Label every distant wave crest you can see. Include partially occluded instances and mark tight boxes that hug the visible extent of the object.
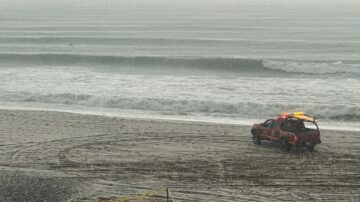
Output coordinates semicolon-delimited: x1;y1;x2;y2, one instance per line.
0;36;238;45
1;53;359;75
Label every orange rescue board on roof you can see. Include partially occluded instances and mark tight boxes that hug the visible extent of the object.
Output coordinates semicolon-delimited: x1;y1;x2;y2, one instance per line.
281;112;316;122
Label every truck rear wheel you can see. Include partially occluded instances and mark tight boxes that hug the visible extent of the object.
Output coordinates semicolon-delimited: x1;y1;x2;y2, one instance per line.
306;143;316;152
280;138;291;152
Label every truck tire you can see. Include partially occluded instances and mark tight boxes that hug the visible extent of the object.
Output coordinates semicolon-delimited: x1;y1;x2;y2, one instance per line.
251;129;261;145
306;143;316;152
280;138;291;152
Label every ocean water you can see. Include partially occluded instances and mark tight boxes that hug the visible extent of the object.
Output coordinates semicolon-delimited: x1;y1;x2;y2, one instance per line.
0;1;359;130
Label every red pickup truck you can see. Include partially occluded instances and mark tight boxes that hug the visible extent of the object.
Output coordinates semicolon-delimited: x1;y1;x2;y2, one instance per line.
251;112;321;151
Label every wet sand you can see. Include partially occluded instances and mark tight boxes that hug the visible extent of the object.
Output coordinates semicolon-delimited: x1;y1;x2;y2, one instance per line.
0;109;359;201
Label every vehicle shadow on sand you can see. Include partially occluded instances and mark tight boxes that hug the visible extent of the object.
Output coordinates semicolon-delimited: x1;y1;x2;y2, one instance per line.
254;140;322;155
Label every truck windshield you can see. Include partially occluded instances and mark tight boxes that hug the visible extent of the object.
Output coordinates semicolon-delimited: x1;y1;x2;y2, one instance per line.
304;121;319;131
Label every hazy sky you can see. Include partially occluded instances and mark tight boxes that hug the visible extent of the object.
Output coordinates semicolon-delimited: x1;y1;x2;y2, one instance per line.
1;0;359;18
1;0;360;6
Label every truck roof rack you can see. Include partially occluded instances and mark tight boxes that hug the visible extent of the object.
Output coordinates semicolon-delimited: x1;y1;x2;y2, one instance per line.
280;112;317;122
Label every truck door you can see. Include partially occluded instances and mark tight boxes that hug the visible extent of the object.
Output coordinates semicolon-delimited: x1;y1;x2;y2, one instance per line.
262;119;274;140
270;120;281;141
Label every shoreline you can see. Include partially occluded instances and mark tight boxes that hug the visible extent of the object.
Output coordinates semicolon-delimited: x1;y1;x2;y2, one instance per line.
1;107;359;132
0;107;246;127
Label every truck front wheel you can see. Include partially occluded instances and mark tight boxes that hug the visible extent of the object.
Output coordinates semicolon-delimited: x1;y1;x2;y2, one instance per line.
252;129;261;145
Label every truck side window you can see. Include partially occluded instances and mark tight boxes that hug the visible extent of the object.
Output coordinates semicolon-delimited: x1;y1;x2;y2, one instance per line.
282;119;299;133
271;121;280;128
264;120;272;128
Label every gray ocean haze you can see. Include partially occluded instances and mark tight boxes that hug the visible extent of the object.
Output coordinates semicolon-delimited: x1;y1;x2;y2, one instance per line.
0;0;359;130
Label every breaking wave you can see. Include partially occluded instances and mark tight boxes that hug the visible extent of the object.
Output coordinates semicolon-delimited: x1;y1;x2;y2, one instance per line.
0;53;273;75
263;60;360;75
0;36;242;46
1;53;359;76
4;92;360;122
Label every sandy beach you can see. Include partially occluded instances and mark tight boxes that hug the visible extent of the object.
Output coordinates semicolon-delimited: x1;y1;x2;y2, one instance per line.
0;109;359;201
